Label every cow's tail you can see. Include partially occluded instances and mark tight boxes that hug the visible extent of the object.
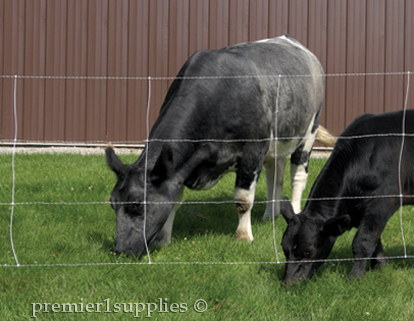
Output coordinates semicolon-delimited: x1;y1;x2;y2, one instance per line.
316;125;337;148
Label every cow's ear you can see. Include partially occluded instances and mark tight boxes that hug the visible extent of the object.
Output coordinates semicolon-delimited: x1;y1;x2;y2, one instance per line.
281;197;296;223
150;146;174;186
106;147;124;176
322;215;351;237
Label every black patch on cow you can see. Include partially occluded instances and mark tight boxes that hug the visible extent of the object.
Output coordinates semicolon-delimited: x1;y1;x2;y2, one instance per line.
291;148;310;173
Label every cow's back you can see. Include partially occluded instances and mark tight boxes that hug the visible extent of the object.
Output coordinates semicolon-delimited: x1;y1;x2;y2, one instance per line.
151;35;324;144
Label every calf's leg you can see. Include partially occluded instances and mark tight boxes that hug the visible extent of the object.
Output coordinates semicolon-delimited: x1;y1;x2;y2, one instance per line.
349;204;395;280
371;239;386;270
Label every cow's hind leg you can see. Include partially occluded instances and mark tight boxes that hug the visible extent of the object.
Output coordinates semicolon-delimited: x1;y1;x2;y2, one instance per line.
290;143;313;213
263;158;286;220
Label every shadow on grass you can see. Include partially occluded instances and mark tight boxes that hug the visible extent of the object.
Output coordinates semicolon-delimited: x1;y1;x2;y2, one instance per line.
303;244;414;282
172;201;274;240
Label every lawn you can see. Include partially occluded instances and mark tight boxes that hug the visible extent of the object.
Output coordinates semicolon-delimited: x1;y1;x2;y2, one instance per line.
1;151;414;320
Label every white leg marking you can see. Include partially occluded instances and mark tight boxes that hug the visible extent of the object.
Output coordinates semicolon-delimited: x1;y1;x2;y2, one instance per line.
290;163;308;213
153;186;184;247
234;179;257;242
290;131;317;214
263;158;286;220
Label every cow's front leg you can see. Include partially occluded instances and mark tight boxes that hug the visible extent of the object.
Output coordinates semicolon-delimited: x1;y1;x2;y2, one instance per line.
152;186;184;247
234;174;259;242
349;225;385;280
349;205;395;280
263;158;286;220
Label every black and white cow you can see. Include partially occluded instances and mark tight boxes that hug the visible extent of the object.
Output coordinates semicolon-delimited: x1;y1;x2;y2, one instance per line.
106;35;327;257
281;110;414;284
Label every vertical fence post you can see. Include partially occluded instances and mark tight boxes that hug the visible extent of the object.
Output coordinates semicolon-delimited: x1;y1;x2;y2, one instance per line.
10;75;20;267
398;71;411;258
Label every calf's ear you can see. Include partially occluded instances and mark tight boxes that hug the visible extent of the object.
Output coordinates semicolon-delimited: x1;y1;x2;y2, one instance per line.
281;197;296;223
322;215;351;237
106;147;124;176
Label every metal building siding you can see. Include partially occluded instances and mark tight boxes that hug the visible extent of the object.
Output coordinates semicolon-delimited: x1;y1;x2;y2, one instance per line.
0;0;413;144
345;0;367;127
406;1;414;111
127;0;149;142
86;0;108;143
65;0;88;143
325;0;347;136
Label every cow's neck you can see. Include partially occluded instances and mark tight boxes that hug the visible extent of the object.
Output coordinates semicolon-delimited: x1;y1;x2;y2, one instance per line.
134;140;200;186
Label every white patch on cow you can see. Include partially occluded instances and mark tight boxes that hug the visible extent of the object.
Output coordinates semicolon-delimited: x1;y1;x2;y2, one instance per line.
152;186;185;247
234;176;257;242
254;38;273;43
290;163;308;213
279;35;308;50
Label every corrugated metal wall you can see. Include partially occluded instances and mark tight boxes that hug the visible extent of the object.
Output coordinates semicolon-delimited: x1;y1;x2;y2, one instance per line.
0;0;413;144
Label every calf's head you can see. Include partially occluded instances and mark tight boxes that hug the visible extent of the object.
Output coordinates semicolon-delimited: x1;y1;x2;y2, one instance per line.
280;197;351;284
106;147;176;257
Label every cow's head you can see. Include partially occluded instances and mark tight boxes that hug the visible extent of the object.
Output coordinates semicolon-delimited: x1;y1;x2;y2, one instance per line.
105;146;176;258
280;197;351;285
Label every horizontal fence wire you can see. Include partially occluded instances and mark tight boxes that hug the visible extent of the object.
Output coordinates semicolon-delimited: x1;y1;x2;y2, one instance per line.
0;71;412;81
2;255;414;268
1;194;414;207
3;71;413;268
1;133;414;151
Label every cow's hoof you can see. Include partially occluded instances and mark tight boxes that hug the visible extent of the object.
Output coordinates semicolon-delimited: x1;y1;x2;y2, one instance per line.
347;272;364;281
371;258;387;270
151;230;171;248
262;212;279;221
235;229;254;242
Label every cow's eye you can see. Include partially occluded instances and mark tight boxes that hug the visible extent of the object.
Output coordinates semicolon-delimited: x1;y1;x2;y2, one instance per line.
304;248;315;257
128;203;143;215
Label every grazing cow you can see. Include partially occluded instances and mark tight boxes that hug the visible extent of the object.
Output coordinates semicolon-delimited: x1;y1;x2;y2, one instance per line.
281;110;414;284
106;35;328;257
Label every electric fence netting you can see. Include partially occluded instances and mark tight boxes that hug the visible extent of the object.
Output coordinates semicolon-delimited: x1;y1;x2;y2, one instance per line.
2;71;413;268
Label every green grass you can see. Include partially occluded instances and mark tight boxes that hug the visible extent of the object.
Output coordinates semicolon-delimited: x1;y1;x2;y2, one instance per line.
1;152;414;320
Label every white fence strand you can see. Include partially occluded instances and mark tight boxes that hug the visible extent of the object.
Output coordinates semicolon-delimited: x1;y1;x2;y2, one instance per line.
143;77;152;264
0;70;411;81
398;72;411;258
271;75;282;263
9;75;20;267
